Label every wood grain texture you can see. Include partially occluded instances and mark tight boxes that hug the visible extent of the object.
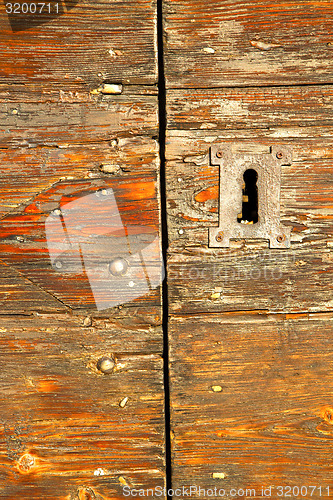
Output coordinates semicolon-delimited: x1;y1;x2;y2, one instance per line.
164;0;333;88
167;86;333;131
0;165;164;495
168;239;332;315
0;0;158;86
0;169;162;314
0;138;159;216
0;85;162;316
0;140;163;316
0;2;164;497
169;312;333;496
166;76;333;496
0;315;164;499
0;86;158;146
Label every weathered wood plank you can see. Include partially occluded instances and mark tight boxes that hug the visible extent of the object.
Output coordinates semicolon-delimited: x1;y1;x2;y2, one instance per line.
169;312;333;496
0;1;164;497
167;86;333;130
0;139;158;216
166;57;333;497
0;89;162;316
168;239;332;314
0;0;158;86
0;88;158;147
0;148;163;315
0;264;68;312
164;0;333;88
0;312;162;354
0;313;165;498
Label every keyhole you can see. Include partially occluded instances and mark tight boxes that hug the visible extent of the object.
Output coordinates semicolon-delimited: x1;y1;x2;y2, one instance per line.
237;169;258;224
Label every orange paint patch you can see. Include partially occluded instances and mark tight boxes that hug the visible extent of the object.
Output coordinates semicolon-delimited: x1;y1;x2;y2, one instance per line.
117;181;156;200
194;185;219;203
285;312;308;320
181;214;205;222
37;380;60;393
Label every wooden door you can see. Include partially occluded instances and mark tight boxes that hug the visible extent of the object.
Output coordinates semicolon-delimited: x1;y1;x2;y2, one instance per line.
1;1;333;498
164;0;333;497
0;2;165;499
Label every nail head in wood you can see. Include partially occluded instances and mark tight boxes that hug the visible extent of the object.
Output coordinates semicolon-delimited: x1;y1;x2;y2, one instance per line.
97;356;115;374
109;257;128;276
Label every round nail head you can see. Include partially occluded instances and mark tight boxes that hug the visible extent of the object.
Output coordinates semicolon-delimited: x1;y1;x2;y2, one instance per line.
97;356;115;374
109;257;128;276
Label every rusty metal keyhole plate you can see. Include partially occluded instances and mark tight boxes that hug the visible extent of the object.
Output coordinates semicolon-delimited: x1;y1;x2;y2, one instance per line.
208;145;292;249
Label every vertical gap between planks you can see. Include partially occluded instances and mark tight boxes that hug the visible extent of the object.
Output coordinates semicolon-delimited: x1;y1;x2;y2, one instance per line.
157;0;172;496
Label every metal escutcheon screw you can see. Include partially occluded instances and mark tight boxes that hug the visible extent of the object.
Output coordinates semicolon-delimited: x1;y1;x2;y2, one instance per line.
215;231;224;242
276;234;286;243
276;152;283;159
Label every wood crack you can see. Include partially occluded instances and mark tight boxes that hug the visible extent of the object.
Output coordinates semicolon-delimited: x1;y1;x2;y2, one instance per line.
0;258;72;311
166;82;333;91
170;309;333;319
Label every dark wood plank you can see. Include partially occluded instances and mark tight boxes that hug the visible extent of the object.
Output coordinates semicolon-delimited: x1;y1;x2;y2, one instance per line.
169;312;333;496
164;0;333;88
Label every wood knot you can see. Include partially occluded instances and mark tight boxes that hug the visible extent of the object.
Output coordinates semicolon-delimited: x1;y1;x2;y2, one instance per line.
321;407;333;425
77;487;96;500
18;453;36;473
